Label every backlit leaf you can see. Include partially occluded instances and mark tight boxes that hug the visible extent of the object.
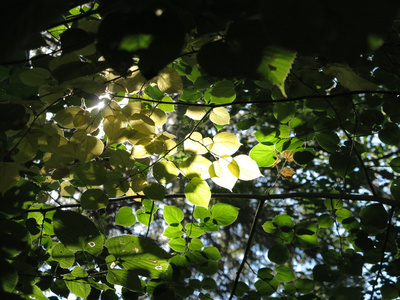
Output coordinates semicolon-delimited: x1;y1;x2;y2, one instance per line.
234;154;263;180
209;158;238;191
51;243;75;269
211;203;239;226
116;207;136;227
210;80;236;104
179;155;212;179
153;161;180;183
184;178;211;207
210;107;230;125
184;132;212;154
0;162;20;195
81;189;109;209
208;132;241;156
157;67;183;94
143;183;166;201
164;206;184;225
185;106;207;120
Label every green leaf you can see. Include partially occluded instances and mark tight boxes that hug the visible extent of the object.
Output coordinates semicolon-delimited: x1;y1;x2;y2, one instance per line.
188;238;204;251
53;210;103;255
379;123;400;146
268;243;289;264
184;178;211;207
275;266;295;283
324;198;343;210
237;117;257;130
163;206;184;225
249;143;277;167
19;67;51;86
168;237;186;252
318;214;334;228
295;279;315;294
51;243;75;268
163;224;183;239
211;203;239;226
257;46;296;97
389;157;400;173
315;131;339;152
64;266;91;299
255;278;279;296
185;223;205;238
210;80;236;104
391;179;400;200
153;161;179;183
74;161;108;186
312;264;340;282
105;235;171;277
106;269;143;292
273;102;296;123
202;246;222;261
359;203;388;234
381;284;399;300
202;278;217;290
116;207;136;227
0;260;17;292
81;189;109;209
143;183;165;201
120;34;153;52
0;162;20;195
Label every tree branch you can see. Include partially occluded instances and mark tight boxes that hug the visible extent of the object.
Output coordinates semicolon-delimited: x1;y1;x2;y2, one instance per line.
24;192;398;213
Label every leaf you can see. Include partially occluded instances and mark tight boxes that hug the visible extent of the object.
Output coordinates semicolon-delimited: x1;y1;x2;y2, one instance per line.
268;243;289;264
157;67;183;94
249;143;278;167
185;106;207;120
210;107;230;125
81;189;109;209
116;207;136;227
74;161;108;186
168;237;186;252
208;132;241;156
315;131;339;152
106;269;143;292
275;266;295;282
359;204;388;234
280;167;295;179
202;246;222;260
257;46;296;97
0;260;17;292
53;210;103;255
210;80;236;104
209;157;238;191
211;203;239;226
64;267;91;299
153;161;180;183
184;132;212;154
19;67;51;86
164;206;184;225
51;243;75;269
273;102;296;123
143;183;165;201
70;131;104;162
323;63;378;91
179;155;212;180
105;235;171;277
0;162;20;195
184;178;211;207
233;154;263;180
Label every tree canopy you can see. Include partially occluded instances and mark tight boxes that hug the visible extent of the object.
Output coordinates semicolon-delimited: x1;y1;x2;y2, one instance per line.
2;0;400;299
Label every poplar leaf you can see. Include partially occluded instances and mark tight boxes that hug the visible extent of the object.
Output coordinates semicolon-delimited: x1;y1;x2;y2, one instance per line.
157;67;183;94
210;107;230;125
184;178;211;207
0;162;20;195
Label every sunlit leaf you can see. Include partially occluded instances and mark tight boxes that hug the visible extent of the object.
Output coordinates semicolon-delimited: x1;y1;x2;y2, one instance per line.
208;132;241;156
184;132;212;154
209;158;238;191
233;154;263;180
185;106;207;120
157;67;183;94
210;80;236;104
0;162;20;195
153;160;180;183
211;203;239;226
71;130;104;162
210;107;230;125
164;206;184;225
81;188;109;209
179;155;212;180
116;207;136;227
51;243;75;269
184;178;211;207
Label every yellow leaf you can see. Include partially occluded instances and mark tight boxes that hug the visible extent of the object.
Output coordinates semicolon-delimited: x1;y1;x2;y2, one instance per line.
71;131;104;162
121;102;144;117
128;114;155;135
11;134;38;163
209;158;238;191
208;132;241;156
157;67;183;94
47;135;76;158
131;174;148;192
184;132;212;154
233;155;263;180
0;162;20;195
280;167;296;179
54;106;83;128
142;108;167;126
39;84;65;105
179;155;211;180
153;161;180;183
124;68;148;93
185;106;207;120
103;114;127;139
73;110;90;128
126;129;153;145
101;100;121;118
210;107;230;125
130;144;152;158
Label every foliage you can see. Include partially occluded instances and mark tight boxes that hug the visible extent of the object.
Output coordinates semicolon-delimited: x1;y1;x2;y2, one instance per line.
1;1;400;299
